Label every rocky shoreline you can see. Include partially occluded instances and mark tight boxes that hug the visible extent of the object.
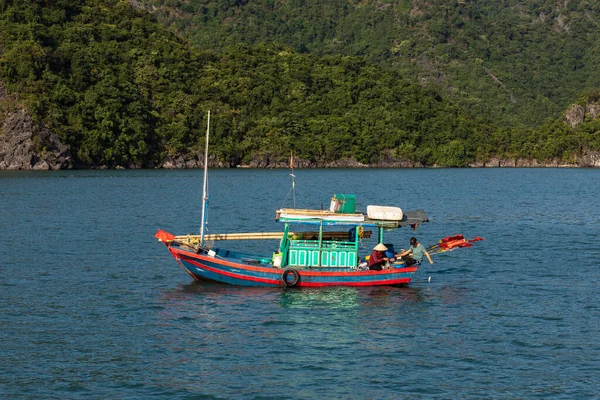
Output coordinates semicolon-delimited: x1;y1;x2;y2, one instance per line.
41;152;599;170
0;84;70;170
157;152;600;169
3;152;599;171
2;129;600;170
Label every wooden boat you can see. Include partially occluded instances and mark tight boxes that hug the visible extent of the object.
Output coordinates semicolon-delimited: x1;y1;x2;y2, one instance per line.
156;112;430;287
156;203;430;287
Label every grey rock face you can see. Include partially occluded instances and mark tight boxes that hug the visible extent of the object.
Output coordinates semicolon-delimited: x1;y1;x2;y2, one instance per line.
0;107;71;171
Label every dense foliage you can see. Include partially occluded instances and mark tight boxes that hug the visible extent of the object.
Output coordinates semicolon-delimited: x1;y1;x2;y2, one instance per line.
144;0;600;129
0;0;599;168
0;0;211;166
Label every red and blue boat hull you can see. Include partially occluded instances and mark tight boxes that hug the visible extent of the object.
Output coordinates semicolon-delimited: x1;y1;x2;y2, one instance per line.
168;246;418;287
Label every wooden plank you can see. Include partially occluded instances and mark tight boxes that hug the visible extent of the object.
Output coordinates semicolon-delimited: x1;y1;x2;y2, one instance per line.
174;230;371;242
296;231;372;239
175;232;284;241
277;208;364;217
279;208;336;215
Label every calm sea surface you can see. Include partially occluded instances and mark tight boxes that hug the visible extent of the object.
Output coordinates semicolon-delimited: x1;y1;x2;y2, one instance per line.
1;168;599;399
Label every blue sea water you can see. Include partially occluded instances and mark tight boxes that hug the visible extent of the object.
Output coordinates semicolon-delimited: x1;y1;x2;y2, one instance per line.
1;168;599;399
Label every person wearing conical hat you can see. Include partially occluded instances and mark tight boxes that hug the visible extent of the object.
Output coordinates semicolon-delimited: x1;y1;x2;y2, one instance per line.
368;243;394;271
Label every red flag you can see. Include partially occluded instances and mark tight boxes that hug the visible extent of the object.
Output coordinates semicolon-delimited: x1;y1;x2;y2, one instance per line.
155;229;175;242
438;234;467;250
427;234;484;254
440;234;465;243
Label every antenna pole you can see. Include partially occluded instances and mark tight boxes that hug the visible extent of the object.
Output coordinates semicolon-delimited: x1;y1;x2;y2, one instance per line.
290;150;296;208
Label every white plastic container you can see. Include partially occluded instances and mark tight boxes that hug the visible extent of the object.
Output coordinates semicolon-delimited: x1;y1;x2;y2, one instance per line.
367;205;403;221
329;198;340;212
273;253;283;268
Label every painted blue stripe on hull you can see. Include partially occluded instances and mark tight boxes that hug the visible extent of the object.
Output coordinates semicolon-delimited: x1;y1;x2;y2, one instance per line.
296;272;415;286
177;257;281;287
171;248;416;287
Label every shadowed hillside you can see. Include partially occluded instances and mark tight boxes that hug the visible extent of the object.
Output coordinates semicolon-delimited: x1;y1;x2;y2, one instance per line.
142;0;600;129
1;0;599;169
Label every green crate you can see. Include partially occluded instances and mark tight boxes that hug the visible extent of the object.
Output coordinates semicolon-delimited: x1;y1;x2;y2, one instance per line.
334;194;356;214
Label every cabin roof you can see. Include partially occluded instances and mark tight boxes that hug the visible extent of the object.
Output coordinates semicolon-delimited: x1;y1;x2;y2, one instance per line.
275;208;428;228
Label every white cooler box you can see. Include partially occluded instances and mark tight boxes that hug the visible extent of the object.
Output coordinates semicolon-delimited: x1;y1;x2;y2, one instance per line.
366;205;403;221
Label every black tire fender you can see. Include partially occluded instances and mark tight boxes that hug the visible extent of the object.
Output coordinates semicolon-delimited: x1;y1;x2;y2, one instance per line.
281;268;300;287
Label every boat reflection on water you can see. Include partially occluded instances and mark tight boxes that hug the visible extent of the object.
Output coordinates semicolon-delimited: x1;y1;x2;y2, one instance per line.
280;287;361;309
159;281;433;313
279;285;431;309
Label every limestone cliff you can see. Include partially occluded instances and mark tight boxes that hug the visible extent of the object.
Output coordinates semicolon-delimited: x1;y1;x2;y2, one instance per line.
0;84;71;170
565;99;600;128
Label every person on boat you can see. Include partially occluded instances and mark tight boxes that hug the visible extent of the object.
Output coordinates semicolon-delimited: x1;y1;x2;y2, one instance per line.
397;237;433;266
368;243;394;271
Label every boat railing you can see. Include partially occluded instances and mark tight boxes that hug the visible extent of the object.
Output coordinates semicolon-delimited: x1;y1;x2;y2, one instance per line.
289;239;356;250
287;238;358;268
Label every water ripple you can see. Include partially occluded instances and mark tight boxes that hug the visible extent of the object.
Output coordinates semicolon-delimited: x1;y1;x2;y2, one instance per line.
1;169;599;398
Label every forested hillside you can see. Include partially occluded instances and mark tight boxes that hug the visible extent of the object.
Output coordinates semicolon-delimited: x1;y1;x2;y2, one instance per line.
1;0;599;169
142;0;600;129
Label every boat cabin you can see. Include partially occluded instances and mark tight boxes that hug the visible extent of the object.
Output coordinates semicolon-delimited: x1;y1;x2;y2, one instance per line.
274;195;428;269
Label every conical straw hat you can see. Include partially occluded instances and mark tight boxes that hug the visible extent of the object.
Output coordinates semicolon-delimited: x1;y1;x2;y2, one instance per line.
374;243;388;251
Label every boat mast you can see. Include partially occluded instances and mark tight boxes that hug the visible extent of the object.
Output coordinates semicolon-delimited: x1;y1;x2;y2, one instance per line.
200;110;210;248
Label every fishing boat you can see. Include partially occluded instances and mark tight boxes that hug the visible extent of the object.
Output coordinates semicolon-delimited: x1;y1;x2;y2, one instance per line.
156;112;482;287
156;201;430;287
